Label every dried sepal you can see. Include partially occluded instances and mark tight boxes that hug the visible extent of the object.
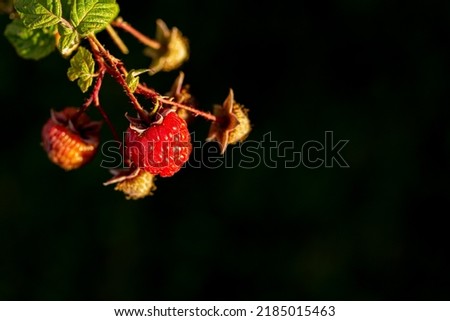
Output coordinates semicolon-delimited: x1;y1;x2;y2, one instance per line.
104;168;157;200
207;89;251;154
168;72;193;104
144;19;189;74
166;72;195;122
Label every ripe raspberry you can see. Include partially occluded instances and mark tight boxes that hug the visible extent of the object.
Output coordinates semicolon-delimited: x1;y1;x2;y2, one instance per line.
126;109;191;177
41;107;101;171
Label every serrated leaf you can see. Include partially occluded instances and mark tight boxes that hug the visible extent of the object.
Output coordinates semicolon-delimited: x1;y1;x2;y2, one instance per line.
4;19;56;60
57;24;80;57
15;0;62;30
67;46;95;93
126;69;150;93
70;0;119;36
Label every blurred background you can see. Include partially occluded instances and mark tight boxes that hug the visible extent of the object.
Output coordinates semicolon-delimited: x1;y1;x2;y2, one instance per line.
1;0;450;300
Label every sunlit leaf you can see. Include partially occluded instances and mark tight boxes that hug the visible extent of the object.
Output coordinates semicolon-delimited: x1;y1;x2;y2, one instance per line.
57;24;80;57
70;0;119;36
4;19;56;60
67;46;96;92
15;0;62;29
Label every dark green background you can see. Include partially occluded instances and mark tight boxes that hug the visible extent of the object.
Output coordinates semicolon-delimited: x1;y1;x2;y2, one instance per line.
1;0;449;300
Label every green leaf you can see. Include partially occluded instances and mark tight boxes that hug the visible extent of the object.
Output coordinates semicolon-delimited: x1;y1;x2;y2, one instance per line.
70;0;119;36
4;19;56;60
126;69;150;93
67;46;96;93
15;0;62;30
57;24;80;57
61;0;73;20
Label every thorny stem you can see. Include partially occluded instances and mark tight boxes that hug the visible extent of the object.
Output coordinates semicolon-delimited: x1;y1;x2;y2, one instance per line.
135;84;217;122
84;33;217;125
134;83;157;98
88;35;149;122
112;18;161;50
73;67;120;142
117;66;217;122
160;97;217;122
79;41;120;141
76;67;104;116
93;70;120;142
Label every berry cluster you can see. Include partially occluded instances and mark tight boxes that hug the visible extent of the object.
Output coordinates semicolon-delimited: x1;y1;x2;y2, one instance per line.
4;0;251;200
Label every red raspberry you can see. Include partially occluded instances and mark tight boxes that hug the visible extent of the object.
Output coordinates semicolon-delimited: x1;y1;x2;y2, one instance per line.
126;109;191;177
41;107;101;171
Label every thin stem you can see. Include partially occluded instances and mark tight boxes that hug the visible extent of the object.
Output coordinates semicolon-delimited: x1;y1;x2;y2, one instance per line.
135;84;217;122
74;66;105;119
91;68;105;107
96;105;120;142
73;66;120;141
112;18;161;50
159;97;217;122
135;83;158;98
106;24;129;55
93;69;120;142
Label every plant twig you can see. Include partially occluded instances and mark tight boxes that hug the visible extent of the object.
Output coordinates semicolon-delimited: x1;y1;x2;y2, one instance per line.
76;66;105;117
87;34;216;123
135;84;217;122
112;18;161;50
88;35;149;122
93;69;120;142
106;24;129;54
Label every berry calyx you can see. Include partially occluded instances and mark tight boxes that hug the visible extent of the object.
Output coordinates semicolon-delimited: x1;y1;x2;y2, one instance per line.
144;19;189;74
207;89;251;154
41;107;101;171
125;109;192;177
104;168;157;200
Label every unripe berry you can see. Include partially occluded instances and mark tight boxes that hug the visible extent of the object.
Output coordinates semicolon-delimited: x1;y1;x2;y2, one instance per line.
115;170;157;200
41;107;101;171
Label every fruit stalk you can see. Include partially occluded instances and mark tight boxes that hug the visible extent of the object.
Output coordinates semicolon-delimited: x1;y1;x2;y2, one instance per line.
135;84;217;122
112;18;161;50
